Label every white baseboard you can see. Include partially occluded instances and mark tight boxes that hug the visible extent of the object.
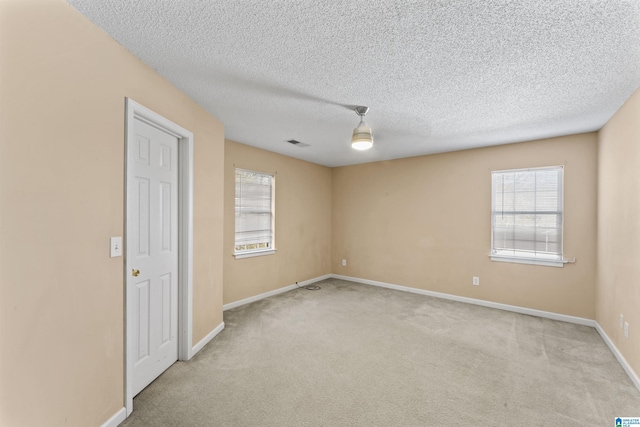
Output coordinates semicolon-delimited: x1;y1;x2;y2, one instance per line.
100;407;126;427
595;322;640;393
191;321;225;356
331;274;596;327
223;274;332;311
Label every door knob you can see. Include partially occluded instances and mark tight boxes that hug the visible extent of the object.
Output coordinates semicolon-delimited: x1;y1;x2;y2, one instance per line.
132;269;140;277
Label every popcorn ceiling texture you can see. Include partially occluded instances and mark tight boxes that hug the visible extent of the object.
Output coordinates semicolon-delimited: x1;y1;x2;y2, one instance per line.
67;0;640;167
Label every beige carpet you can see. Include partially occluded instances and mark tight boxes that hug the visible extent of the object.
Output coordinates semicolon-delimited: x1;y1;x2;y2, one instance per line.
121;278;640;426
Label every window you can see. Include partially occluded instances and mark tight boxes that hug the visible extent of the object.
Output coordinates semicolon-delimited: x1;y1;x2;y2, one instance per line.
234;168;275;259
491;166;564;267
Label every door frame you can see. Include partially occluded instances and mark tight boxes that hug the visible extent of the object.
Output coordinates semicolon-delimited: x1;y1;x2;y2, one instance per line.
124;98;195;416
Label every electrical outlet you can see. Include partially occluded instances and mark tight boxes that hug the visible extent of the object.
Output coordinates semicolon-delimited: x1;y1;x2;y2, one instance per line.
620;314;624;328
342;259;347;266
472;276;480;286
624;322;629;338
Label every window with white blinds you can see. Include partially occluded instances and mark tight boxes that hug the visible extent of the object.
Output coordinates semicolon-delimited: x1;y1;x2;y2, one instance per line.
491;166;563;265
234;169;275;257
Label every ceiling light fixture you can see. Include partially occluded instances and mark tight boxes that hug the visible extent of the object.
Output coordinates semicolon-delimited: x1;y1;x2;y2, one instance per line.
351;106;373;150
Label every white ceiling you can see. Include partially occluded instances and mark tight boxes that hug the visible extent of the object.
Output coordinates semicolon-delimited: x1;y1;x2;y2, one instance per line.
67;0;640;167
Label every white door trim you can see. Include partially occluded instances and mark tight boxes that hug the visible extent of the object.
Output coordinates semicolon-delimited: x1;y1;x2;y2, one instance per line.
124;98;194;416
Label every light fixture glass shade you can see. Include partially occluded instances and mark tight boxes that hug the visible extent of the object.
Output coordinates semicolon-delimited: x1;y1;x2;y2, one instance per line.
351;119;373;150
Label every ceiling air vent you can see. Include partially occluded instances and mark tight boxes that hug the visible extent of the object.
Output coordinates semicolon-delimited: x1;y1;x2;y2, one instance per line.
287;139;310;148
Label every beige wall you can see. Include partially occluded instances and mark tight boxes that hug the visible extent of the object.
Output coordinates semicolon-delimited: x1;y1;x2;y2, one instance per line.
598;87;640;376
224;140;332;305
0;1;224;426
333;134;598;318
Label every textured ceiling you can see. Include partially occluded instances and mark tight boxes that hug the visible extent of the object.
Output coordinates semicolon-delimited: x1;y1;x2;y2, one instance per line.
67;0;640;167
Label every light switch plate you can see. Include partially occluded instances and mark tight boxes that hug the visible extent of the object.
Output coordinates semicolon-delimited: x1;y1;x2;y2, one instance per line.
110;237;122;258
624;322;629;338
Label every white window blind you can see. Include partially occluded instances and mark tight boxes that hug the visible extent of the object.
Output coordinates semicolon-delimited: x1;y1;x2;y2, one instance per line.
491;166;563;263
235;169;274;254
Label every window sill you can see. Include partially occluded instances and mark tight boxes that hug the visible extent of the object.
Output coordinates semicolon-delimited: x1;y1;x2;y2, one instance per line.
234;249;276;259
490;255;565;268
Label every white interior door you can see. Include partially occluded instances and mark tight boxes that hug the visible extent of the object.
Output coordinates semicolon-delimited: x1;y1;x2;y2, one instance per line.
127;118;179;397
